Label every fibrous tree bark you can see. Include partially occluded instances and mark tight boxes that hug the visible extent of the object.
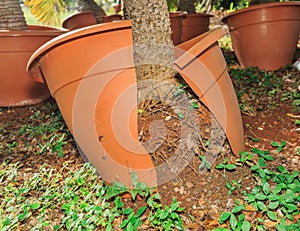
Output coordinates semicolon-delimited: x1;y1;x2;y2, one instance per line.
78;0;106;23
0;0;27;30
122;0;226;182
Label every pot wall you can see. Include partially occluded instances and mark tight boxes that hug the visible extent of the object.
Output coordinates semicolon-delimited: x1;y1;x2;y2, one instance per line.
182;13;212;42
175;28;245;156
62;12;123;30
103;14;123;22
222;2;300;70
62;11;97;30
169;12;185;45
27;21;157;188
0;27;65;106
27;22;245;187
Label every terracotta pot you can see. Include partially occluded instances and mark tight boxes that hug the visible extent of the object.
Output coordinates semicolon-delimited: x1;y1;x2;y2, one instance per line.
27;21;157;187
175;27;244;156
182;13;213;42
103;14;123;23
0;26;66;107
62;11;97;30
27;21;244;187
222;2;300;70
62;11;122;30
169;12;186;45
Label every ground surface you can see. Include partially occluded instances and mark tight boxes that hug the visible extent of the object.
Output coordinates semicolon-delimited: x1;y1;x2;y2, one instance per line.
0;45;299;230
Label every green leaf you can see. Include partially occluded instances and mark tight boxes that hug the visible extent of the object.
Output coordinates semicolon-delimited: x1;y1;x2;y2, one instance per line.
276;224;287;231
105;223;113;231
238;213;245;222
278;166;287;173
267;211;277;221
258;169;266;178
255;193;267;200
127;221;133;231
137;206;146;216
171;201;179;212
215;163;225;169
267;194;279;201
226;182;231;190
264;155;274;161
191;101;199;109
230;214;237;229
271;141;279;147
250;165;259;171
160;210;169;220
268;201;279;210
293;99;300;106
263;182;270;195
225;164;236;171
232;205;244;213
131;189;138;200
241;220;251;231
258;158;266;167
219;212;231;223
177;112;184;119
286;203;298;213
133;219;142;230
252;137;260;142
257;201;267;211
124;207;133;215
30;202;41;210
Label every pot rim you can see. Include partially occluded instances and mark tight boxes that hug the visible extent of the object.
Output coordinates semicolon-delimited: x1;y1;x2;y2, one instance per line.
169;11;213;18
0;25;67;37
184;12;214;18
26;20;132;72
63;11;95;21
222;1;300;23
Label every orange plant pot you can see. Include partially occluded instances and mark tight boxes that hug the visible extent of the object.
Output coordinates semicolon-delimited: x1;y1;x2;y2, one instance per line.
28;21;157;188
222;2;300;70
27;21;244;188
62;11;97;30
169;12;185;45
0;26;66;107
103;14;123;23
181;13;212;42
175;28;244;156
62;11;122;30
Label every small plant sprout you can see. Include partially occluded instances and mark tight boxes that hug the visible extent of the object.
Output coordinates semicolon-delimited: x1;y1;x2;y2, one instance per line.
271;140;286;153
198;155;211;171
215;158;236;171
226;179;242;196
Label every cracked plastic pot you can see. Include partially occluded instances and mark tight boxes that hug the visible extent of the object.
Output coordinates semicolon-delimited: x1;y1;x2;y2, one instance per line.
27;21;244;188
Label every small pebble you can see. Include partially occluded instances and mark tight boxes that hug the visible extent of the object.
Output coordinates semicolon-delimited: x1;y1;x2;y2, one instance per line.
165;115;171;121
186;181;193;188
258;127;263;131
291;157;298;164
179;186;184;194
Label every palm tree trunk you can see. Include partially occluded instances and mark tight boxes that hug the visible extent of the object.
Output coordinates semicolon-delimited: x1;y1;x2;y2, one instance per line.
0;0;27;30
123;0;226;176
78;0;106;23
123;0;176;83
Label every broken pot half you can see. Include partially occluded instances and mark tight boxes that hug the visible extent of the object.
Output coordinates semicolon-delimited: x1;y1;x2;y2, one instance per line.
27;20;244;188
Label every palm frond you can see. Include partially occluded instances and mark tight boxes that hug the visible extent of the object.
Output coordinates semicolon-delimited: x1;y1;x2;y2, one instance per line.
25;0;65;26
